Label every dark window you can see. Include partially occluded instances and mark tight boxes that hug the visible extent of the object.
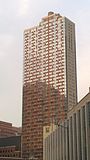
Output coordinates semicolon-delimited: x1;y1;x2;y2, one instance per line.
87;102;90;127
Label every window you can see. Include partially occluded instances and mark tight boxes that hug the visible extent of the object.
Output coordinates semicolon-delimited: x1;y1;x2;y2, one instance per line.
46;127;50;133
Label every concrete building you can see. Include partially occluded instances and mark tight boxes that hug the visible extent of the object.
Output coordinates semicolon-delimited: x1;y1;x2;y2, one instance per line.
68;89;90;160
43;90;90;160
22;12;77;160
43;122;68;160
0;121;21;138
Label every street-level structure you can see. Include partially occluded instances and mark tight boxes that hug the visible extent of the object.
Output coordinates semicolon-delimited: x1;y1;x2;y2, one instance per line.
43;90;90;160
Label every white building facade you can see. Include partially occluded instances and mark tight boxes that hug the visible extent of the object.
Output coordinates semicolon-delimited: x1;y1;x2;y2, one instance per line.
43;92;90;160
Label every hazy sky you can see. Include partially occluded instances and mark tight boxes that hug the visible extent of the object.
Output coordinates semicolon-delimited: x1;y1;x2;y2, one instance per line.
0;0;90;126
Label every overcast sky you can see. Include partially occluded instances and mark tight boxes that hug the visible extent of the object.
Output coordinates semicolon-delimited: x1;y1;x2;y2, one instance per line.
0;0;90;126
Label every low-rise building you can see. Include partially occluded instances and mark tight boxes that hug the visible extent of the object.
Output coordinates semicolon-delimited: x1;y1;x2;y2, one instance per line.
43;90;90;160
0;136;21;158
0;158;23;160
0;121;21;138
67;90;90;160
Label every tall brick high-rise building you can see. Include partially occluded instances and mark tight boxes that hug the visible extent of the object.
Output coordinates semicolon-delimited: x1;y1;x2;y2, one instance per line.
22;12;77;160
